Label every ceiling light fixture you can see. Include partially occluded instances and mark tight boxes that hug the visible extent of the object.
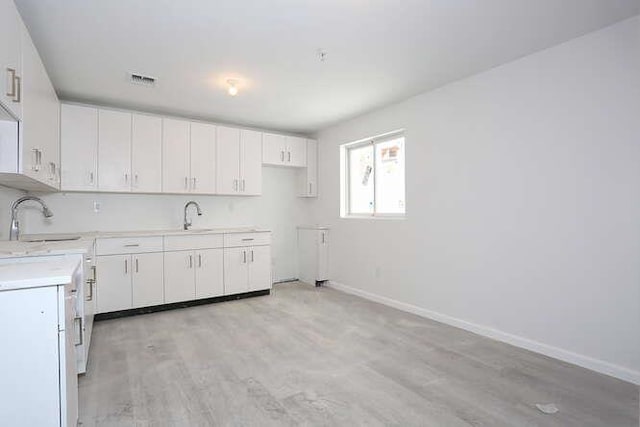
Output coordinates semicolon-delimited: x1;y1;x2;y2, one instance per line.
227;79;239;96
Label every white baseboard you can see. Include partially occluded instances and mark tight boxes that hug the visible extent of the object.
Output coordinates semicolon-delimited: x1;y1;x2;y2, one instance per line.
326;280;640;385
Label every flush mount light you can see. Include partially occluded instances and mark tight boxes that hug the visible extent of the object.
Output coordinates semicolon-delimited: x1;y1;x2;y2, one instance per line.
227;79;239;96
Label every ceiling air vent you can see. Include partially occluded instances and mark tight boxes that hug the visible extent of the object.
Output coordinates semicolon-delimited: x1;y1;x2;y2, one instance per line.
129;72;157;87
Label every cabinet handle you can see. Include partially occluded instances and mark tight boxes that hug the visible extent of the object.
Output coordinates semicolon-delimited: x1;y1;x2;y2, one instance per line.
124;258;128;274
189;254;193;268
233;179;238;191
125;173;129;183
134;174;139;186
12;75;20;103
251;250;254;263
31;149;39;171
74;317;83;346
198;254;202;268
192;177;197;190
242;179;245;192
89;171;94;185
135;258;139;273
6;68;16;97
243;250;246;264
124;244;140;247
184;177;188;190
85;280;94;301
241;238;254;241
322;232;326;244
288;151;291;162
309;183;312;194
13;75;20;103
280;150;284;162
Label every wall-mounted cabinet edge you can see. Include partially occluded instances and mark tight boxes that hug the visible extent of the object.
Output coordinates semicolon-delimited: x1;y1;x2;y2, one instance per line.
59;103;316;197
0;0;60;192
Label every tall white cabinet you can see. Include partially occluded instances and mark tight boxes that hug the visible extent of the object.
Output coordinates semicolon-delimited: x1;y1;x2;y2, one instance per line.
298;139;318;197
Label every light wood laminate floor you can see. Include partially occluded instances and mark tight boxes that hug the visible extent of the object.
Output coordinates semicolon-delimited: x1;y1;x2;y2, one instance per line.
80;282;638;426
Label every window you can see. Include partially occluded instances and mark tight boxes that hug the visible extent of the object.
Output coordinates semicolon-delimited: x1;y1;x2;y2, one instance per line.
341;131;405;218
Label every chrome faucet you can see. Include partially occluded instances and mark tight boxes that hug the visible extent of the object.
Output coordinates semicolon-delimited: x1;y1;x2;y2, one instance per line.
10;195;53;241
183;201;202;230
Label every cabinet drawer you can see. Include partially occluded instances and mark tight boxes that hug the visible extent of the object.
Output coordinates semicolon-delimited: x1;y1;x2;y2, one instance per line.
96;236;163;255
164;234;224;251
224;232;271;248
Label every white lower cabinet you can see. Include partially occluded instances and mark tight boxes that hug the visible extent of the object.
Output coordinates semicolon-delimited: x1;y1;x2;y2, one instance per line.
163;250;196;303
96;252;163;313
96;254;131;313
165;248;224;303
131;253;164;308
96;232;270;313
224;244;272;294
195;248;224;299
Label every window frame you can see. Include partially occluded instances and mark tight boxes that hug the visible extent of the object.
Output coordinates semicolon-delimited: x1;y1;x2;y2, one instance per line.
341;130;406;219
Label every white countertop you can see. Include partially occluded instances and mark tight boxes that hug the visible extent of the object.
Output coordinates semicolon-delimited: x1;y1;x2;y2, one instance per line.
0;239;94;259
0;226;270;259
0;258;80;292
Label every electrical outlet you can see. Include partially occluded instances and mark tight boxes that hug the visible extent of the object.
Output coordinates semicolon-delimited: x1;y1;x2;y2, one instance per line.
93;201;101;213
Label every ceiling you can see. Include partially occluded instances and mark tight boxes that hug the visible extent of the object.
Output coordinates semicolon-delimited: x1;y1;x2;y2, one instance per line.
15;0;640;134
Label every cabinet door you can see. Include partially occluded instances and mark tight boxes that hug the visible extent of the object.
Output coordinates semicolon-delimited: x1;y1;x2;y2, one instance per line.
132;253;164;308
248;245;272;291
60;104;98;191
164;250;196;303
98;109;132;191
131;114;162;193
162;118;190;193
190;122;216;194
20;25;58;186
262;133;286;165
96;255;132;313
286;136;307;167
0;0;22;119
299;139;317;197
224;247;248;295
240;129;262;195
195;248;224;299
216;126;240;195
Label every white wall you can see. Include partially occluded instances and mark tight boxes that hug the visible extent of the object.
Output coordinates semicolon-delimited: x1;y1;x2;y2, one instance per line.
313;17;640;383
14;167;312;282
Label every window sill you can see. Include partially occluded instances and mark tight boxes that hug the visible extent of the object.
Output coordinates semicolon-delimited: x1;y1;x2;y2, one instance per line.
340;214;406;221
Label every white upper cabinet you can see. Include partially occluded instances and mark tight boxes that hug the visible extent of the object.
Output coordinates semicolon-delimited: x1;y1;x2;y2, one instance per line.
190;122;216;194
98;109;132;192
131;114;162;193
216;126;241;195
240;129;262;195
262;133;307;167
0;3;61;192
299;139;318;197
61;104;98;191
0;0;23;119
162;118;190;193
262;133;286;165
217;126;262;195
286;136;307;167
